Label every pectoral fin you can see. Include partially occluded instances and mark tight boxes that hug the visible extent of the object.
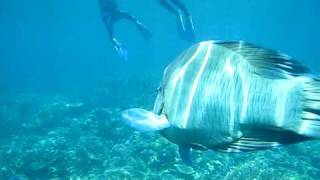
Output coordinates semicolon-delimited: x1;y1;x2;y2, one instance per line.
178;145;193;166
121;108;170;132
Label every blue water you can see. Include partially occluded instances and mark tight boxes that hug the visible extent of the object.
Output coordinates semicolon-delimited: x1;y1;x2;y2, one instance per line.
0;0;320;179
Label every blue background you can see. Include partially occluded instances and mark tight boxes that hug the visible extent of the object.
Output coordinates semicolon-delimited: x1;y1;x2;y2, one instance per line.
1;0;319;92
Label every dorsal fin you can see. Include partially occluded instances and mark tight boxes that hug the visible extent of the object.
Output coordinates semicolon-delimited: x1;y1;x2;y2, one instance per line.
215;41;310;79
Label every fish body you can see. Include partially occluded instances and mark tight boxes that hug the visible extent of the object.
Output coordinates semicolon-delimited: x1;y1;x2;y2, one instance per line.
122;41;320;163
154;41;320;152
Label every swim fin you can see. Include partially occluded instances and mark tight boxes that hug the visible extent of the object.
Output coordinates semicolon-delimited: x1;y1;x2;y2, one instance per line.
184;15;196;42
176;14;195;42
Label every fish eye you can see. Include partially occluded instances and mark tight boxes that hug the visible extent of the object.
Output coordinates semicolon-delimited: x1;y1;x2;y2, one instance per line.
156;86;162;92
154;87;160;94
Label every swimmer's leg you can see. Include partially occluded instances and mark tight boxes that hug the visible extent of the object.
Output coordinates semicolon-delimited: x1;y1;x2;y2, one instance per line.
158;0;185;34
170;0;190;16
102;17;128;60
170;0;195;42
158;0;179;16
118;11;152;40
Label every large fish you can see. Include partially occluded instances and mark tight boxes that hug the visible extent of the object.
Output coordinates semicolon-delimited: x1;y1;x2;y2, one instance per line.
122;41;320;165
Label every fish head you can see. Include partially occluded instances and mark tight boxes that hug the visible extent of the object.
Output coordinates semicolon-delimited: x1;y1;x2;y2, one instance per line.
151;45;212;146
153;41;232;148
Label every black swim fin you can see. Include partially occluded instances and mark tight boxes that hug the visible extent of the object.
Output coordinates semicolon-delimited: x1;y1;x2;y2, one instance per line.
176;14;195;42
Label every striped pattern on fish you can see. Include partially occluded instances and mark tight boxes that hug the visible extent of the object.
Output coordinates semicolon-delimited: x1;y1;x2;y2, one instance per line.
157;41;319;149
122;40;320;164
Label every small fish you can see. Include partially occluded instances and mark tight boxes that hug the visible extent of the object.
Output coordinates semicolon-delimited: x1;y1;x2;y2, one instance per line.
122;41;320;165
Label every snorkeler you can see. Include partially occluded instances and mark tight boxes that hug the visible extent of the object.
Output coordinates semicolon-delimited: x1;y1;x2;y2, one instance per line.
158;0;195;42
99;0;151;60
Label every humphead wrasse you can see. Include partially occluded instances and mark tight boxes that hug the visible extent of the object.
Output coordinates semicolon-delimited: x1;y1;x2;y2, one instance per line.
122;41;320;165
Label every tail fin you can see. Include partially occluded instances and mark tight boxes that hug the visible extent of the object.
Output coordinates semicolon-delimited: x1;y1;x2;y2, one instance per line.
299;77;320;138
